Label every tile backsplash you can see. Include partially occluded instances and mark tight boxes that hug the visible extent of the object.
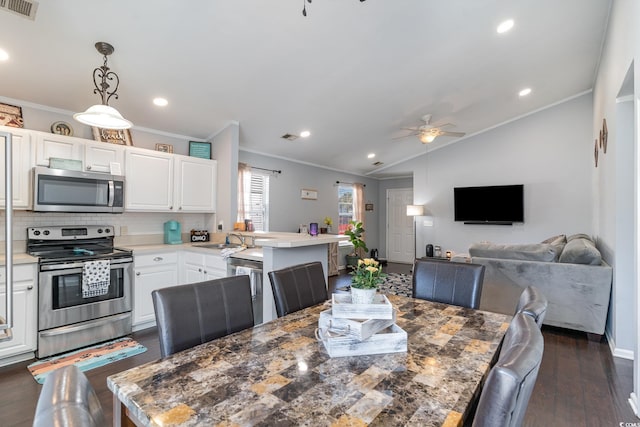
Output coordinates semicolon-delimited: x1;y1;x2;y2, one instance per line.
0;211;212;242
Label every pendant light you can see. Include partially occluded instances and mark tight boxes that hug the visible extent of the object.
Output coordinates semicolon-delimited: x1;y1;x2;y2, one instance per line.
74;42;132;130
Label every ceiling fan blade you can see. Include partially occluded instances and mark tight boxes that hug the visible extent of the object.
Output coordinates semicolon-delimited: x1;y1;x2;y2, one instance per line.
439;131;466;137
392;132;418;140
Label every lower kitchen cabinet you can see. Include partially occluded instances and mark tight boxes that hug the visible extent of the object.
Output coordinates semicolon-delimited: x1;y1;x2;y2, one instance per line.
0;263;37;363
133;251;178;329
181;250;227;284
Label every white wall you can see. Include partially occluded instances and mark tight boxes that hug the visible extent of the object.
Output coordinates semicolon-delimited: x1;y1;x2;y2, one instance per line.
211;122;239;232
397;93;593;257
591;0;640;411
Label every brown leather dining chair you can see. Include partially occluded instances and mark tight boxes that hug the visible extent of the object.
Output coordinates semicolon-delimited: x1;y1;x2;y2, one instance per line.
515;285;548;328
33;365;105;427
412;258;485;309
268;261;328;317
152;275;255;357
472;313;545;427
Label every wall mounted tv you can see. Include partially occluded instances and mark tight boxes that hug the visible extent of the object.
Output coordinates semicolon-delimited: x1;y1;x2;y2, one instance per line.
454;184;524;225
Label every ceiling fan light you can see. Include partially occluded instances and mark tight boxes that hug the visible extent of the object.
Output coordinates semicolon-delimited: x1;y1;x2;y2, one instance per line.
73;104;133;129
420;133;436;144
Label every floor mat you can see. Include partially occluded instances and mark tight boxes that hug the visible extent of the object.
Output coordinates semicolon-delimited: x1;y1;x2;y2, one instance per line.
27;337;147;384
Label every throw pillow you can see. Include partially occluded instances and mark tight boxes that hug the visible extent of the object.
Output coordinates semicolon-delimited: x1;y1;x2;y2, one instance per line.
541;234;566;260
469;243;558;262
558;238;602;265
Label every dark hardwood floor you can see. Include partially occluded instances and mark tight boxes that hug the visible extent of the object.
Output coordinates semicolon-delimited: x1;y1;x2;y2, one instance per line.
1;262;637;426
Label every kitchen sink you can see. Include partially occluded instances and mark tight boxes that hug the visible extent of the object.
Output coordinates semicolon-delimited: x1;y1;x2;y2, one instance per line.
196;243;243;249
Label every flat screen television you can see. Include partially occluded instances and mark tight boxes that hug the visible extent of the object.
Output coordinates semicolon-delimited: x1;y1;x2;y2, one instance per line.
454;184;524;224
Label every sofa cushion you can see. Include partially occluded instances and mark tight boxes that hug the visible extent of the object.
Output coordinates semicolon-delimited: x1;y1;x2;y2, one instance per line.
469;243;558;262
558;238;602;265
567;233;592;242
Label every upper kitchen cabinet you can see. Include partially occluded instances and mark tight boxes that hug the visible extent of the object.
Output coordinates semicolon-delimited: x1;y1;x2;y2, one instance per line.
0;127;34;209
125;147;174;211
34;132;84;166
84;140;125;173
175;155;217;212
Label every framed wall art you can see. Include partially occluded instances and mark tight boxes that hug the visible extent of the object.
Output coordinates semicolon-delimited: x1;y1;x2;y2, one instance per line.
0;102;24;128
301;189;318;200
92;127;133;146
189;141;211;159
155;143;173;153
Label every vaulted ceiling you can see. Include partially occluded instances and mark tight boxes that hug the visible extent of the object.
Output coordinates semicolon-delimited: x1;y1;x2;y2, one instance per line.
0;0;611;178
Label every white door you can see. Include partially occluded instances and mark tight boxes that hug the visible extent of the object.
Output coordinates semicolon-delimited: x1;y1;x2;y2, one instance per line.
386;188;414;263
175;156;217;212
125;148;174;211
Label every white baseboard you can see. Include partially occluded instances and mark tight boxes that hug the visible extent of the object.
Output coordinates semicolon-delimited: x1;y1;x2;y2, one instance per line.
606;329;635;360
629;393;639;417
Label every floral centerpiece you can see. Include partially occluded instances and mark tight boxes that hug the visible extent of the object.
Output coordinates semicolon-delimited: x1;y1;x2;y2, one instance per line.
350;258;386;304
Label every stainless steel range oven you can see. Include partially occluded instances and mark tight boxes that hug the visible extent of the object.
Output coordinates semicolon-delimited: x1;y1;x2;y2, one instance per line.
27;225;133;358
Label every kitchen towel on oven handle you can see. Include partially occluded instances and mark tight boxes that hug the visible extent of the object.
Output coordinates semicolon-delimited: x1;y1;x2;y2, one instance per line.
235;266;256;297
82;260;111;298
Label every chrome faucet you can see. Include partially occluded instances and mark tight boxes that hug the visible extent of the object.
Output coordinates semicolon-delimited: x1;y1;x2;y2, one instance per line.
227;233;246;245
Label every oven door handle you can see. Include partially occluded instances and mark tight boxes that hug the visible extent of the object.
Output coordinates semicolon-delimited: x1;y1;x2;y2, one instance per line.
39;312;131;337
40;257;134;271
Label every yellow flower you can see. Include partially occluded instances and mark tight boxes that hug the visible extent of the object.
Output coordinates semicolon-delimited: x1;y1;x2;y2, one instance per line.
365;266;378;273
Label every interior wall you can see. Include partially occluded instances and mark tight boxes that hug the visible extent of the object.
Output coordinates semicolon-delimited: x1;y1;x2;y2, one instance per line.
239;151;380;251
211;122;239;232
404;93;593;257
592;0;636;360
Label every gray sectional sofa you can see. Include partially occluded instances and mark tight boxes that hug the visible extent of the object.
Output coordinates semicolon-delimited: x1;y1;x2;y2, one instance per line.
454;234;612;338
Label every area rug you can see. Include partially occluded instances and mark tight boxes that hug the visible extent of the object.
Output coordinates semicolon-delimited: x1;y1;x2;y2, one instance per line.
339;272;412;298
27;337;147;384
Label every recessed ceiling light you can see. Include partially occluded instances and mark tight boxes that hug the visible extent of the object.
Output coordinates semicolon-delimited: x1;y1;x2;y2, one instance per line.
497;19;514;34
0;49;9;61
300;130;311;138
519;88;532;97
367;153;375;159
153;97;168;107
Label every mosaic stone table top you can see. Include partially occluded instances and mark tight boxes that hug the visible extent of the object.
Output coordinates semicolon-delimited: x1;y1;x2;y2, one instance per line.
108;295;511;427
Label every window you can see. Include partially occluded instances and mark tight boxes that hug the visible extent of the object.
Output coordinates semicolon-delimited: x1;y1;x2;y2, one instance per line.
240;171;270;232
338;184;354;234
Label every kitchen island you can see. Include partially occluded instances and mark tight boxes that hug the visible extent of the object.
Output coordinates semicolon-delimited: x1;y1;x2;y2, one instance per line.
248;232;348;322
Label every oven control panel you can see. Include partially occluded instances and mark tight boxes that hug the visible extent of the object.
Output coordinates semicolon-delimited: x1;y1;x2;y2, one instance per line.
28;225;114;240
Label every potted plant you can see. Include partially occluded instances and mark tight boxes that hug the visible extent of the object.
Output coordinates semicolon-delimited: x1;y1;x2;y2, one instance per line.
323;216;333;233
349;258;386;304
344;220;368;269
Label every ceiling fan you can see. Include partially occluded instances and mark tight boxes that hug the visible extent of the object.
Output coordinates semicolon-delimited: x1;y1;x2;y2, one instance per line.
397;114;466;144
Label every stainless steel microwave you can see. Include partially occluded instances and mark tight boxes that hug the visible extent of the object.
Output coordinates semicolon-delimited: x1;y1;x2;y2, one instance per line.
33;166;125;213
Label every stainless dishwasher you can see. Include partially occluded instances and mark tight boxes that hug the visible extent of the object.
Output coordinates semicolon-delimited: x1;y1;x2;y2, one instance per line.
227;257;263;325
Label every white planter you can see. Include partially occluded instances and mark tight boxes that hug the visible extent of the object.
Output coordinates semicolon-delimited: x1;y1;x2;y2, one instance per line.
350;287;377;305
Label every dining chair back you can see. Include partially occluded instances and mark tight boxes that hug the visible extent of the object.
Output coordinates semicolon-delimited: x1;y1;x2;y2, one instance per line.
152;275;254;357
33;365;105;427
412;258;485;309
268;261;328;317
515;285;548;328
472;313;544;427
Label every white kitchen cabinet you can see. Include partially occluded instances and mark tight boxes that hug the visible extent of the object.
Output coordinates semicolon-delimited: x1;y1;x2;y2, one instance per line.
0;263;37;362
175;156;217;212
125;148;174;211
0;127;34;209
181;250;227;284
133;251;179;328
84;140;125;173
34;132;84;167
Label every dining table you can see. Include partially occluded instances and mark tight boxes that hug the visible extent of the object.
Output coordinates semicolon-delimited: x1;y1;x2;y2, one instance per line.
108;294;512;427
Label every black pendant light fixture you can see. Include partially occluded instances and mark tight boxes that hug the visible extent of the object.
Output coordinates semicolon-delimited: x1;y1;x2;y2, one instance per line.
74;42;132;130
302;0;366;17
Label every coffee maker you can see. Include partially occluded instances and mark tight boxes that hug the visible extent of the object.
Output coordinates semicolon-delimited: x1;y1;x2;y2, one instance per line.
164;220;182;245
